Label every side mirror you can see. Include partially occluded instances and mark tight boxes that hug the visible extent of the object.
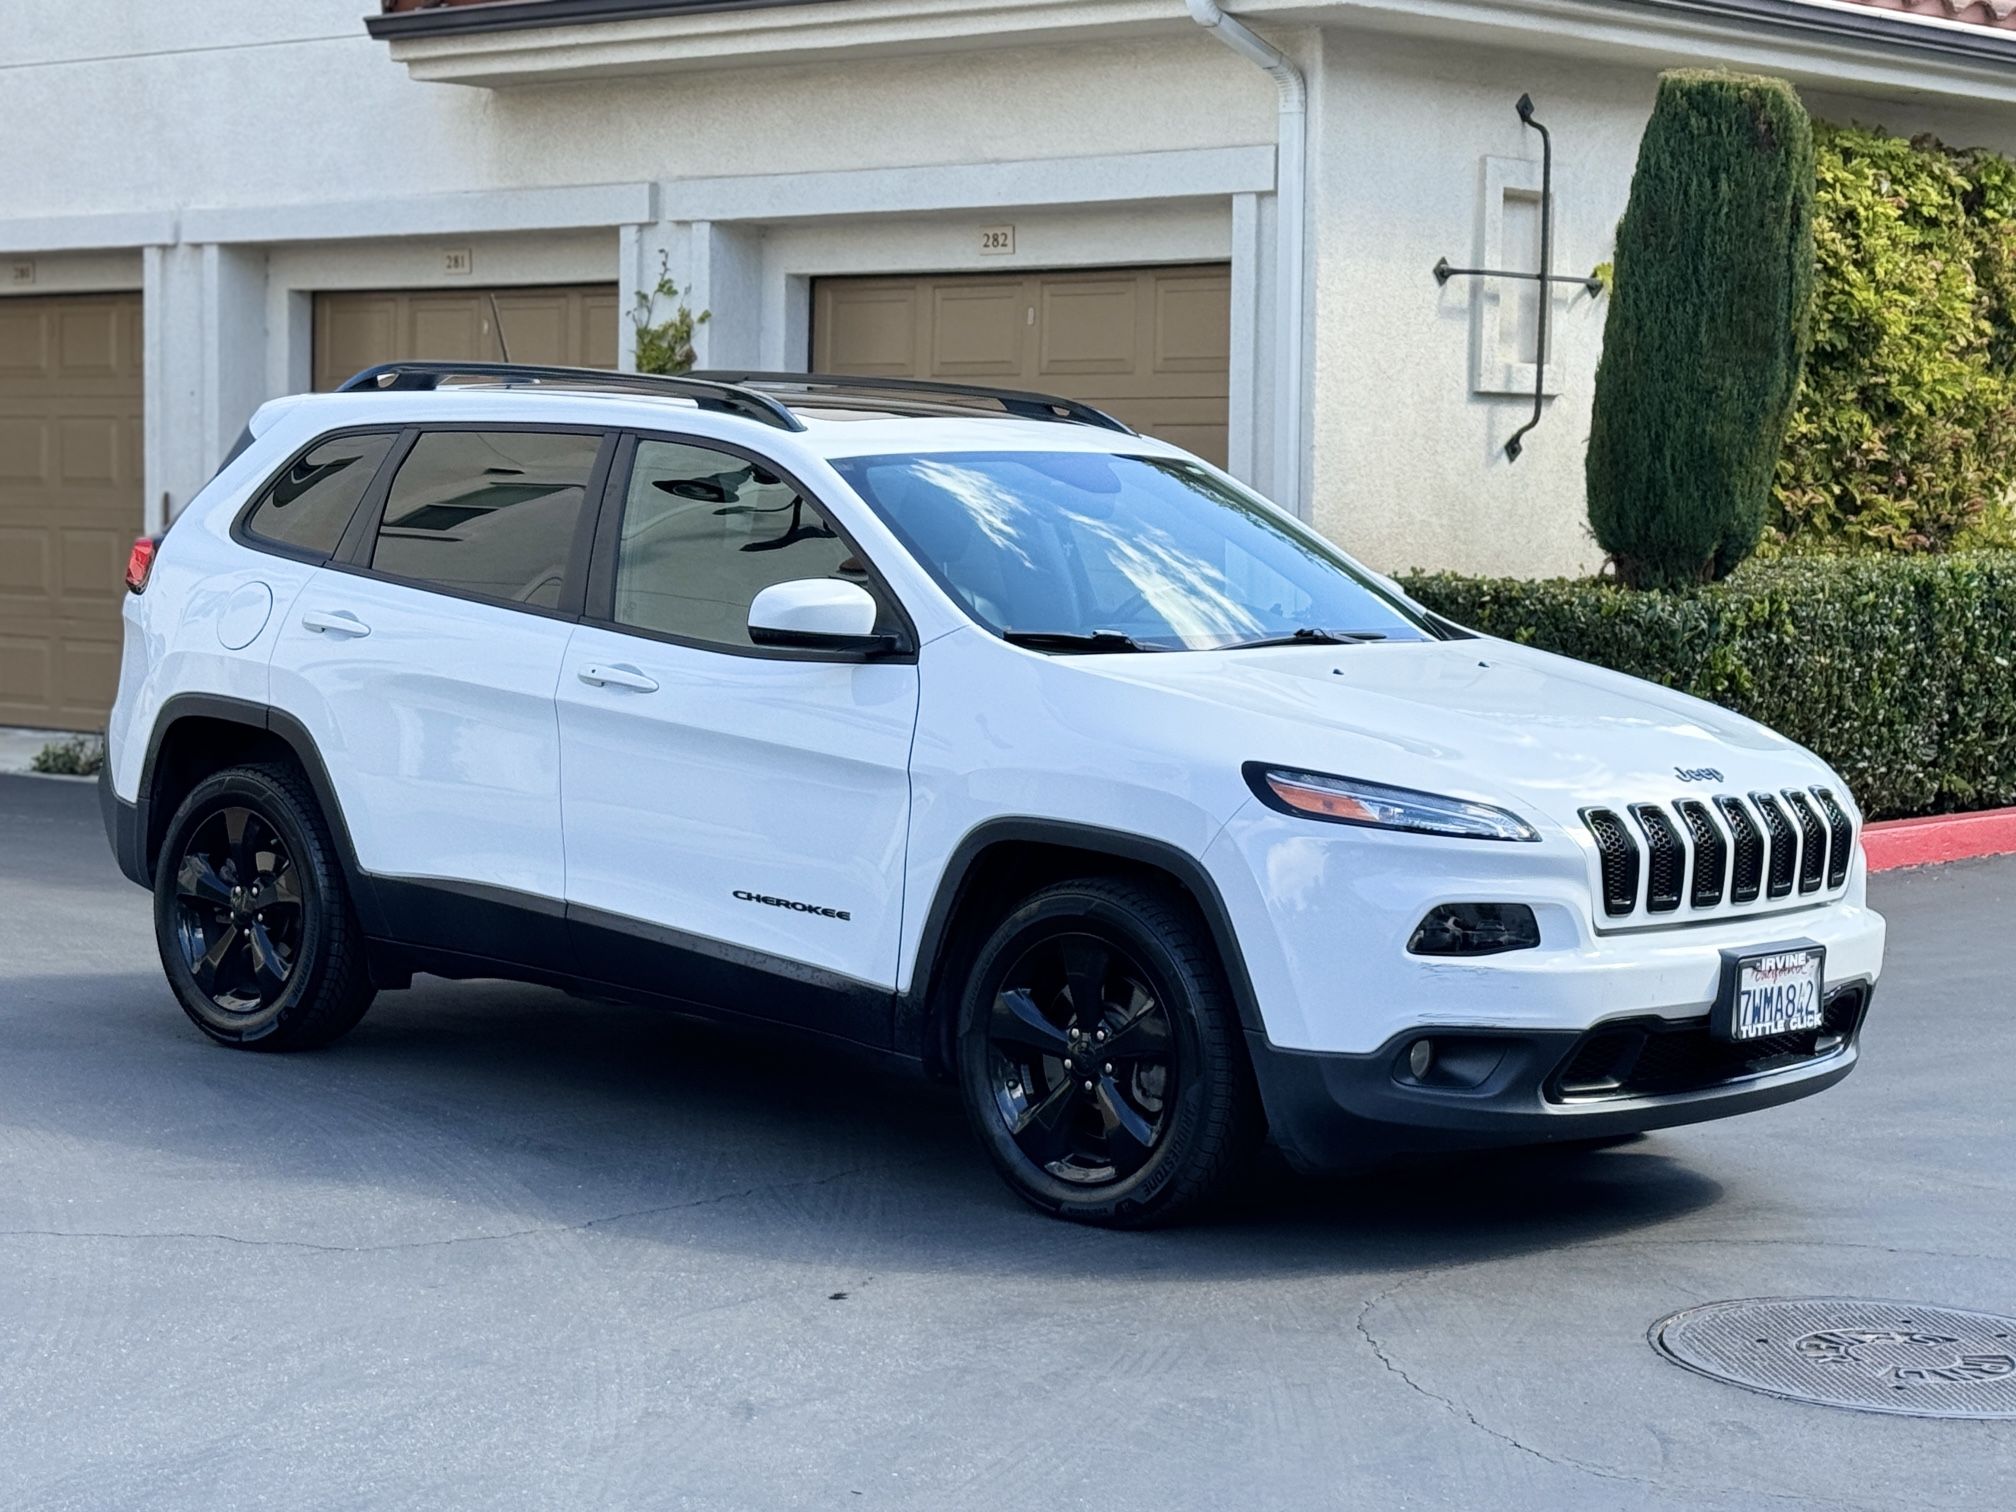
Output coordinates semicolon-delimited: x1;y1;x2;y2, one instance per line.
748;579;895;655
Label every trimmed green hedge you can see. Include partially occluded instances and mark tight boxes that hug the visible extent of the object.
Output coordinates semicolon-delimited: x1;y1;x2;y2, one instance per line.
1774;124;2016;553
1400;554;2016;820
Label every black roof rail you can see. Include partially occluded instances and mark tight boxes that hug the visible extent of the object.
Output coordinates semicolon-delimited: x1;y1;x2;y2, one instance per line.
687;371;1136;435
333;361;806;432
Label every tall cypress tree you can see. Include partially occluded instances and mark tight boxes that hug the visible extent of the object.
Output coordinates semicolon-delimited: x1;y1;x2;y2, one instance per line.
1587;71;1816;589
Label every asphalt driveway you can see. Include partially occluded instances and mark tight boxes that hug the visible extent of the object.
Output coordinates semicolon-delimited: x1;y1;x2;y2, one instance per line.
0;772;2010;1510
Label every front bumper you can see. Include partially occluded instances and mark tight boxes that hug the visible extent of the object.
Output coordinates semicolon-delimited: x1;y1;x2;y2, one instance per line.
1251;981;1871;1171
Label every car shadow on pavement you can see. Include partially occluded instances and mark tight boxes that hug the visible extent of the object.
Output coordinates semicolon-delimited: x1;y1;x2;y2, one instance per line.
5;969;1723;1282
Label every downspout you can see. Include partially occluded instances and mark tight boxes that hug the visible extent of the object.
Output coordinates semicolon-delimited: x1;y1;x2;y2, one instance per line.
1186;0;1308;519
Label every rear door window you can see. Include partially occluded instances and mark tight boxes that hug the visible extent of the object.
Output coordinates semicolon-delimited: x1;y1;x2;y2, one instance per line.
369;430;603;610
243;431;397;558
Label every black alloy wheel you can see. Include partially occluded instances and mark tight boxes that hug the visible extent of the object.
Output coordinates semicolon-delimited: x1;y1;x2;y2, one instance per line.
985;931;1176;1185
153;763;376;1050
957;877;1256;1227
170;806;304;1014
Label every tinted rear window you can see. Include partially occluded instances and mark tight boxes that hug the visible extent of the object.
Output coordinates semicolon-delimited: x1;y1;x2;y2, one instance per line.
370;430;603;609
243;432;396;557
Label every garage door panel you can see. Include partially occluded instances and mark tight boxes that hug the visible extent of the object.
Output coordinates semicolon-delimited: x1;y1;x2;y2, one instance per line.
493;293;572;366
820;286;921;375
814;264;1229;467
59;416;121;484
0;527;48;595
931;284;1026;376
1155;276;1234;375
1036;279;1139;378
316;296;399;392
0;417;45;481
408;297;487;364
0;307;48;375
54;632;121;725
0;291;142;731
57;304;121;376
0;635;55;723
60;528;125;601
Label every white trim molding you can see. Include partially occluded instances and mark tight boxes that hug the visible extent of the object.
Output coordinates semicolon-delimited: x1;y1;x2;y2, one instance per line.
662;147;1276;225
0;211;178;255
181;182;658;247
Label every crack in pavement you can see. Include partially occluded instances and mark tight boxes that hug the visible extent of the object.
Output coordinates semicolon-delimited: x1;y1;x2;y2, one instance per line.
0;1164;878;1256
1350;1278;1892;1512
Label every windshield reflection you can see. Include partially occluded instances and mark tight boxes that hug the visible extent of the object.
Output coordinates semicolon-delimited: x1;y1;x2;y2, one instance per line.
832;451;1431;652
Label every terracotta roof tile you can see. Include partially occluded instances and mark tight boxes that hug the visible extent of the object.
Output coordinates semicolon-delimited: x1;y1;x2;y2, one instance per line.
1832;0;2016;31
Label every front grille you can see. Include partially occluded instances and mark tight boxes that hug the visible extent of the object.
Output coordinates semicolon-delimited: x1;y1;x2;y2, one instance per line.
1716;795;1765;904
1675;800;1727;909
1751;793;1798;899
1811;788;1855;889
1550;984;1869;1102
1584;807;1640;917
1631;803;1685;913
1579;788;1854;924
1781;790;1828;894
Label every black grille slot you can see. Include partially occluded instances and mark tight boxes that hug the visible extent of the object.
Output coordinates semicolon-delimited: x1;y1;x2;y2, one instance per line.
1782;790;1827;893
1751;793;1797;899
1550;985;1868;1101
1583;808;1640;917
1811;787;1855;889
1630;804;1684;913
1675;800;1727;909
1716;795;1764;904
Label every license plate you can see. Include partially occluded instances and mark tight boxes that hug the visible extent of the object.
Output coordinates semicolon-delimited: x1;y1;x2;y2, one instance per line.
1715;943;1826;1042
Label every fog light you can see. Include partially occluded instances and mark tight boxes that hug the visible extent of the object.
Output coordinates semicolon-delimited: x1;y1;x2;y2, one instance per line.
1408;902;1540;957
1408;1039;1435;1080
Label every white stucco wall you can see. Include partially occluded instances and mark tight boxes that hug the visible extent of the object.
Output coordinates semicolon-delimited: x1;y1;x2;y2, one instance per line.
7;1;2016;571
1306;24;2016;577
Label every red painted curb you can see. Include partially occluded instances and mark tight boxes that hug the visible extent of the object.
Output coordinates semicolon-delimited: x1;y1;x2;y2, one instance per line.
1863;806;2016;872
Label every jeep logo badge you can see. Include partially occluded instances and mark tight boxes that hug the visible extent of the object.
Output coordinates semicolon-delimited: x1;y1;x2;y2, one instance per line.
1675;766;1724;784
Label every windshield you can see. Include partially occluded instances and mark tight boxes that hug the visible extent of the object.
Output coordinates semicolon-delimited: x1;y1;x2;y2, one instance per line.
829;451;1435;651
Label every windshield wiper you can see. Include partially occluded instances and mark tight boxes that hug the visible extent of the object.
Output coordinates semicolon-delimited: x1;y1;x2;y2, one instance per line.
1002;629;1164;654
1221;627;1391;650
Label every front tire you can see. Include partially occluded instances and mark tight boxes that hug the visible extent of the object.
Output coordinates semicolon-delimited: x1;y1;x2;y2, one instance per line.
955;877;1257;1227
153;763;376;1050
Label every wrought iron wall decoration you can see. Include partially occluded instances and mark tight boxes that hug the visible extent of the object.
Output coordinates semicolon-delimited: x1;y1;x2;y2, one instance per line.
1434;95;1603;461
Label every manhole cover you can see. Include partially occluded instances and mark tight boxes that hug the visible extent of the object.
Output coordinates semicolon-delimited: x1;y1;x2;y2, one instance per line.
1651;1298;2016;1419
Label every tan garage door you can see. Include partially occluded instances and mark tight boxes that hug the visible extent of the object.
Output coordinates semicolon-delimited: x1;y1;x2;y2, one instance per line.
0;293;143;731
313;284;620;391
813;265;1231;466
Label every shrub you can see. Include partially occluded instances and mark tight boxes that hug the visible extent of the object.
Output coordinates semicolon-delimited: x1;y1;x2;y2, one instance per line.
31;735;104;777
629;251;710;376
1586;71;1816;589
1400;554;2016;820
1771;124;2016;553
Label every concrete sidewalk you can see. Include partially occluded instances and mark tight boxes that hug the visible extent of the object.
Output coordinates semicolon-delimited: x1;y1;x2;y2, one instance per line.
0;726;94;778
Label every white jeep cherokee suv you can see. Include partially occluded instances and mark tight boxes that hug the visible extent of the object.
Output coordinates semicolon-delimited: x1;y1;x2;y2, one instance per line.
102;363;1886;1226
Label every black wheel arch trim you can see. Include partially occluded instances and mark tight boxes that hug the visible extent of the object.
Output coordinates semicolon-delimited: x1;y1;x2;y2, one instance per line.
133;693;388;937
895;817;1267;1068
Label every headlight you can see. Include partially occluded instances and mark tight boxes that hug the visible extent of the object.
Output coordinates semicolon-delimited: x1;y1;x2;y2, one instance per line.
1245;764;1539;842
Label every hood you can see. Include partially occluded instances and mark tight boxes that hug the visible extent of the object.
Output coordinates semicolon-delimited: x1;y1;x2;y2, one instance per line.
1077;636;1839;830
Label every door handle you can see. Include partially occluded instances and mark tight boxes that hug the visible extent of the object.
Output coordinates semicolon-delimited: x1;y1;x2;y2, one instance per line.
301;609;371;638
577;663;659;694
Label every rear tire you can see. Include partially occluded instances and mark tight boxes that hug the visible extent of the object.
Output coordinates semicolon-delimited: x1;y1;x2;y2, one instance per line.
153;762;376;1051
955;876;1258;1228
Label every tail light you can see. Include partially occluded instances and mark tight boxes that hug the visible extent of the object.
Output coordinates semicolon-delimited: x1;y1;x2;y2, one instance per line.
124;535;161;594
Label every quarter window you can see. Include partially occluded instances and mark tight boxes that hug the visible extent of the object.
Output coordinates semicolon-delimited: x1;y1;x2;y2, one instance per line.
370;430;602;609
243;432;397;557
612;440;872;649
